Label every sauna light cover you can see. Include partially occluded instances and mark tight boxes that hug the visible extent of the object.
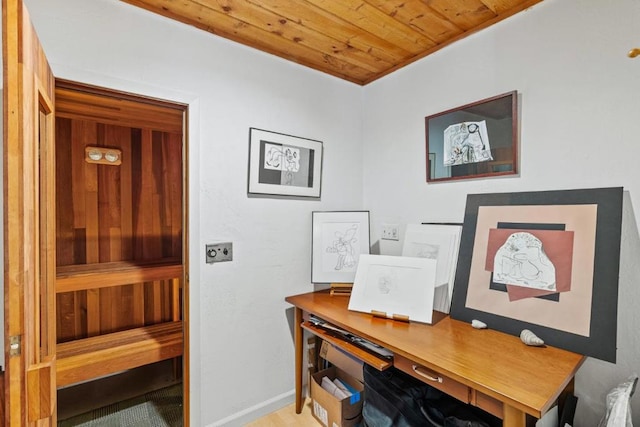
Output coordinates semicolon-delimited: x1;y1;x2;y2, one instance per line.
85;146;122;165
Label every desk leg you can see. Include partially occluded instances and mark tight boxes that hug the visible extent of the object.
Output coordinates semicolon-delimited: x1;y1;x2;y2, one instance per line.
503;405;526;427
294;307;304;414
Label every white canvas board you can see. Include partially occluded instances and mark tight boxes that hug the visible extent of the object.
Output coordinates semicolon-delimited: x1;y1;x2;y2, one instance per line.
402;224;462;313
348;255;437;324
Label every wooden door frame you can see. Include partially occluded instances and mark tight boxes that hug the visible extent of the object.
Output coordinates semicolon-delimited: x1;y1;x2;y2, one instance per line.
52;79;191;425
3;0;57;423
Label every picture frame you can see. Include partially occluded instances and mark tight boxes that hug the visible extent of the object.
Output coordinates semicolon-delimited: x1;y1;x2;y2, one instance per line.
425;91;518;183
450;187;623;362
311;211;371;284
248;127;323;198
402;223;463;314
348;255;438;324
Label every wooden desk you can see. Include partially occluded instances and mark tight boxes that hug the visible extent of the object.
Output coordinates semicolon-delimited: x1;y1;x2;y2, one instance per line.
286;291;585;427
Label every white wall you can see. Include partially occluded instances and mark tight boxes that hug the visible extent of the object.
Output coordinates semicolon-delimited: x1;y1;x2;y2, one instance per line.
22;0;363;425
8;0;640;425
362;0;640;425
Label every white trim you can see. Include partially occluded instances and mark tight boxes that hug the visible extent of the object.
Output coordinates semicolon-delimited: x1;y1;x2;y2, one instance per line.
207;389;296;427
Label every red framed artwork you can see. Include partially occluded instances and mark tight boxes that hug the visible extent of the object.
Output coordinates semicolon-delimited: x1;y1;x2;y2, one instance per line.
450;187;623;362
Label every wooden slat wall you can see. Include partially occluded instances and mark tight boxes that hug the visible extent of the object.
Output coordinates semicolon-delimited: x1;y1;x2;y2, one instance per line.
55;87;183;134
55;95;183;343
120;0;543;85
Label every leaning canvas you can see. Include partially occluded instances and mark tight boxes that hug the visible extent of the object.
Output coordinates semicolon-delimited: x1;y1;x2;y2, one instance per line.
348;254;437;324
402;224;462;313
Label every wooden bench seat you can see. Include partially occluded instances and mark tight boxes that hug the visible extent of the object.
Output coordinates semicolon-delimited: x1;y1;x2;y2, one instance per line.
56;321;183;387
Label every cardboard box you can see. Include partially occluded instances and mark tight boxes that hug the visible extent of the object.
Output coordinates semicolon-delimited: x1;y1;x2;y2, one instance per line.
319;340;364;383
311;366;364;427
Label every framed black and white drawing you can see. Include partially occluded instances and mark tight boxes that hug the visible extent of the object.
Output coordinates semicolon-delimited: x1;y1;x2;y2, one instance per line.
402;223;463;314
426;91;518;183
312;211;370;284
348;255;437;324
248;128;323;198
450;187;623;362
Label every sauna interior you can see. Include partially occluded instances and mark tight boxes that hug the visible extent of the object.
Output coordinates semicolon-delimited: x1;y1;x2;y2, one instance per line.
53;81;186;417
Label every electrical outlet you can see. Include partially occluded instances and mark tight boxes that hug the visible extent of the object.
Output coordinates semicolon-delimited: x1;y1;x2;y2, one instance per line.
381;224;400;241
206;242;233;263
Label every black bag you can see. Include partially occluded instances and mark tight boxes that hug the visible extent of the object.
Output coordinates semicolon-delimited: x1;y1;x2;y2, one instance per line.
362;364;500;427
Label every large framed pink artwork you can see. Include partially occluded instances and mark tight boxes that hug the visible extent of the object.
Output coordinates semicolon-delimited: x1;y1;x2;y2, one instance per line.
450;187;623;362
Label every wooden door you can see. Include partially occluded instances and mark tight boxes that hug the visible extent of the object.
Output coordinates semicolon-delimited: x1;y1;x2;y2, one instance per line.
3;0;57;425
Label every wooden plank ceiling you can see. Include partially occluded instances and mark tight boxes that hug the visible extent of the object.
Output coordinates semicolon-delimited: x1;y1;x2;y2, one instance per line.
121;0;543;85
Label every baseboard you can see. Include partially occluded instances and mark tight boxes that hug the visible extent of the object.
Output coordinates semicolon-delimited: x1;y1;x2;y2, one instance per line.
208;389;296;427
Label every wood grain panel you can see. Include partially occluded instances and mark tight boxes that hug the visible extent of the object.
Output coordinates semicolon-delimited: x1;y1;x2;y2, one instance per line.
167;132;184;256
304;0;436;53
55;117;183;268
4;1;58;422
366;0;463;43
56;118;75;266
145;281;163;324
133;283;146;326
172;278;181;322
253;0;412;64
480;0;530;14
192;0;391;73
56;292;78;342
56;262;182;292
426;0;498;30
120;0;543;85
122;0;377;83
56;322;183;387
55;86;184;344
86;289;101;337
56;87;183;134
27;361;55;422
120;132;134;260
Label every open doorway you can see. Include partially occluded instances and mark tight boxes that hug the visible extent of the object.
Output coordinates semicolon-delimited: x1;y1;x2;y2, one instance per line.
52;80;189;425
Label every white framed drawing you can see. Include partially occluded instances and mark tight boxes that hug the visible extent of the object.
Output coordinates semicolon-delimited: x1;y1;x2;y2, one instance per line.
312;211;370;284
402;223;463;313
348;255;437;324
248;128;323;198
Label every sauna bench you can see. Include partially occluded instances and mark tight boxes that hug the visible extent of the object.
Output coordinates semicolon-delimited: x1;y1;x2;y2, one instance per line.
56;321;183;387
55;259;183;293
55;259;184;387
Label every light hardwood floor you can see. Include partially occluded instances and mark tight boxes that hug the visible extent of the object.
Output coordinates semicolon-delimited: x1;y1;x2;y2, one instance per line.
245;400;320;426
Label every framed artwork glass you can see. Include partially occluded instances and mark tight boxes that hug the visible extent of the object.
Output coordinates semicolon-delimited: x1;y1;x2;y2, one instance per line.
311;211;370;284
248;127;323;198
450;187;623;362
426;91;518;183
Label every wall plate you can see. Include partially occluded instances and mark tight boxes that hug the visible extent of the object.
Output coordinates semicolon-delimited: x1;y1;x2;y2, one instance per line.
206;242;233;263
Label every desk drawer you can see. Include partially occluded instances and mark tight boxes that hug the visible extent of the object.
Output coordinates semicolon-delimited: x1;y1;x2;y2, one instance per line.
470;390;503;419
394;355;469;404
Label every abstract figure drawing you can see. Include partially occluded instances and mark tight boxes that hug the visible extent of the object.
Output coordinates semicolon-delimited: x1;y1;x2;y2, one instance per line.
443;120;493;166
326;225;359;270
493;232;556;291
264;144;300;173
